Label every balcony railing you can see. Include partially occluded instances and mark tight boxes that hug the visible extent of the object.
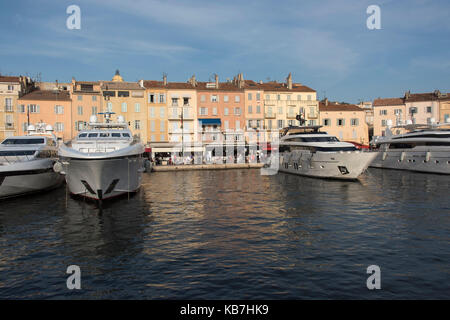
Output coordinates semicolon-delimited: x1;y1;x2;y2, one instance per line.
286;113;297;119
4;106;14;112
265;112;276;119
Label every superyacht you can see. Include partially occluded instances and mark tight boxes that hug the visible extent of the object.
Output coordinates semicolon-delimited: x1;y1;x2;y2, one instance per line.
370;120;450;174
0;123;63;199
275;126;377;180
56;112;145;201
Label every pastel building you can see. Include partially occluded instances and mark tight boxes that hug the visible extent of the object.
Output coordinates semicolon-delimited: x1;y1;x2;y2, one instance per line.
100;71;147;143
196;75;245;143
242;77;265;144
372;97;406;137
17;89;73;141
0;75;34;140
319;100;369;145
71;79;102;133
143;79;168;143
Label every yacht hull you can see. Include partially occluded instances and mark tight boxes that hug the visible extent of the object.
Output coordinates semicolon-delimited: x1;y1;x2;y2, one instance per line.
63;156;144;200
370;148;450;174
0;166;64;199
278;151;377;180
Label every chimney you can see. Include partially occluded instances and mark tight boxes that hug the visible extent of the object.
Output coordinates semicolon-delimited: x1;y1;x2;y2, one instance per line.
325;98;328;106
404;90;410;99
286;73;292;90
163;74;167;86
139;79;144;88
238;73;244;89
189;74;197;87
215;74;219;89
259;80;263;84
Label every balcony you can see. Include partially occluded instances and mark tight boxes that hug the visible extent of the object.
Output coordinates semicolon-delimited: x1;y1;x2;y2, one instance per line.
4;106;14;112
307;113;318;119
265;112;276;119
5;123;14;129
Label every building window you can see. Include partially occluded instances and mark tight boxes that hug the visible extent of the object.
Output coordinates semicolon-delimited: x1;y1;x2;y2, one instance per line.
18;104;25;113
266;94;270;100
107;102;113;112
224;95;229;102
54;105;64;114
307;95;312;101
277;94;281;101
77;106;83;115
337;119;345;126
150;135;156;142
426;106;433;113
234;95;240;103
135;103;141;112
309;120;316;126
160;120;165;132
183;97;189;106
160;134;165;141
135;120;141;130
268;119;272;129
212;107;217;115
394;109;402;115
201;95;206;102
150;120;155;132
224;120;229;130
235;120;240;130
248;105;253;114
55;122;64;132
77;95;82;101
160;107;165;118
278;107;283;114
323;119;330;126
8;85;14;91
92;106;97;115
29;104;39;113
256;105;261;114
381;119;387;127
234;107;241;115
148;93;155;103
297;95;302;100
379;109;387;115
159;94;165;103
121;102;127;112
118;91;130;97
277;119;284;128
256;93;260;100
224;107;229;116
409;107;417;114
351;118;359;126
171;98;179;106
287;95;291;101
200;107;208;115
248;93;252;100
211;95;218;102
92;95;97;101
5;98;13;112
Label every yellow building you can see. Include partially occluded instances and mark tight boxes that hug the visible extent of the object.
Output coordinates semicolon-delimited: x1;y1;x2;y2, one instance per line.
100;70;147;143
319;100;369;145
143;79;168;143
259;73;319;141
71;79;102;134
242;77;265;144
0;76;33;140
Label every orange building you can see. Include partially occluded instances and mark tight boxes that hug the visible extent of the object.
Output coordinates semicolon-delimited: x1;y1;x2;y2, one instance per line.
196;75;245;143
71;79;102;133
17;90;73;141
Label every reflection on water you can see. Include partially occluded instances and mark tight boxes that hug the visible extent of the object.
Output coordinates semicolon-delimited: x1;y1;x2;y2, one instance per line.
0;168;449;299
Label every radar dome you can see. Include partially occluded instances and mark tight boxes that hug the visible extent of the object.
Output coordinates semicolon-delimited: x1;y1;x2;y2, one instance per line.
27;125;36;132
89;115;98;123
45;124;54;132
386;119;393;127
406;120;413;125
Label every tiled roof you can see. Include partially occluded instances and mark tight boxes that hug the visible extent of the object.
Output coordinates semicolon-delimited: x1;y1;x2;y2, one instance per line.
319;102;364;112
101;81;144;90
0;76;20;83
18;89;71;101
373;97;405;106
253;82;316;93
405;92;439;102
143;80;196;90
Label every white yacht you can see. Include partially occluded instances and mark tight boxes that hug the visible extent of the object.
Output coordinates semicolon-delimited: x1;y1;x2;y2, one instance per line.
56;113;145;201
276;126;377;180
370;121;450;174
0;123;64;199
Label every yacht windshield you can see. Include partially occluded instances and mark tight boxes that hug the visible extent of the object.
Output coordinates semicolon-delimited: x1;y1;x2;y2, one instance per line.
0;150;36;156
2;138;45;145
287;136;339;142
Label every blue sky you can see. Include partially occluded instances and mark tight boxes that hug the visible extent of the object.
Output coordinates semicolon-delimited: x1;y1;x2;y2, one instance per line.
0;0;449;103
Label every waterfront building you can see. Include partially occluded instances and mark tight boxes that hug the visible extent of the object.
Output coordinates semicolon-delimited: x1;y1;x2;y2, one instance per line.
17;89;73;141
404;91;441;125
0;75;34;140
439;92;450;123
258;73;319;141
143;78;168;144
100;70;147;143
196;74;245;144
243;77;265;144
373;97;406;137
70;79;102;134
319;100;369;145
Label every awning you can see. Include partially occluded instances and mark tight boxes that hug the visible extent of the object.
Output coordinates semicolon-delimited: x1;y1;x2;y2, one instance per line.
199;118;221;125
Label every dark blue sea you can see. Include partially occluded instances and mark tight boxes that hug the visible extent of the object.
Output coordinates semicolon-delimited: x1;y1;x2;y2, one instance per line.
0;168;449;299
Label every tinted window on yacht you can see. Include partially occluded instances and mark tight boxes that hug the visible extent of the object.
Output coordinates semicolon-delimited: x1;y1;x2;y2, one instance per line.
122;133;130;137
286;137;339;142
0;150;36;156
88;133;98;138
1;138;45;145
78;133;88;138
99;133;109;137
389;143;415;149
111;133;121;137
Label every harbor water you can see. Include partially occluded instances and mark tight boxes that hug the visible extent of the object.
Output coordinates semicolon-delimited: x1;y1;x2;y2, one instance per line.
0;168;449;299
